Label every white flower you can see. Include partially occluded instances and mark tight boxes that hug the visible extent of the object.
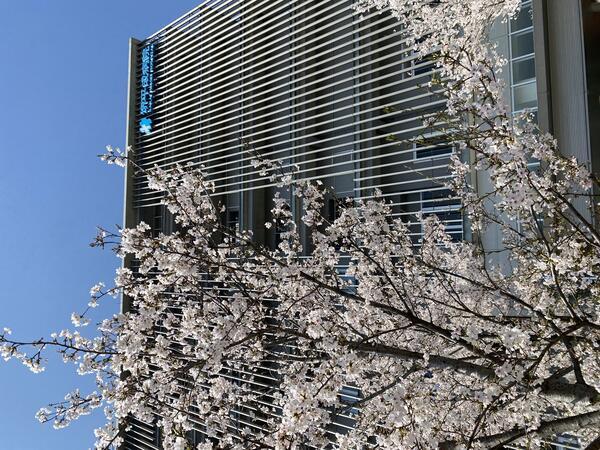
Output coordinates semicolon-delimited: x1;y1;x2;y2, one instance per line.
89;282;105;296
70;313;90;328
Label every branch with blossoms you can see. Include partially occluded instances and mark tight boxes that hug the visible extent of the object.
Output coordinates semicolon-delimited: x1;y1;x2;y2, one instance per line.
89;151;599;448
1;1;599;449
2;140;599;448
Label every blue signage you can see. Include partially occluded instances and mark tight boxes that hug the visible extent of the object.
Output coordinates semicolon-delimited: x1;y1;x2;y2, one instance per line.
139;43;156;135
139;118;153;135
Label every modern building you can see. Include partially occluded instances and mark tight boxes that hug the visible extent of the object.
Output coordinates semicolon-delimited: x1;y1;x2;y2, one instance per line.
121;1;599;448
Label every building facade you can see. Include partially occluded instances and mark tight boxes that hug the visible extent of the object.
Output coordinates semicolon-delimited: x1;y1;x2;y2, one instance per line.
121;1;599;448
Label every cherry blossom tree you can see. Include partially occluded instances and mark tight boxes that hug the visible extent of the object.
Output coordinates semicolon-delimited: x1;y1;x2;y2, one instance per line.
1;1;599;449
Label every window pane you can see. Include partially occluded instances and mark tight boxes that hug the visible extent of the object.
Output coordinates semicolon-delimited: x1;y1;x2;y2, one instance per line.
511;5;532;31
416;144;452;159
513;81;537;110
511;31;534;58
512;57;535;83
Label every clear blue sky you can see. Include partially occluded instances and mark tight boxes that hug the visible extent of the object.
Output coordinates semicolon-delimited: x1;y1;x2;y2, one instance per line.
0;2;201;449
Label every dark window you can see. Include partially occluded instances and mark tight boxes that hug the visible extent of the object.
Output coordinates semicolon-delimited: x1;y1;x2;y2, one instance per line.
339;386;361;416
511;31;534;58
227;209;240;234
512;57;536;84
511;4;533;32
415;142;453;159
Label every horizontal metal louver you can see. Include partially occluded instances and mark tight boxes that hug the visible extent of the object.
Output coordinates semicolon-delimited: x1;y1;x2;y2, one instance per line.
129;0;462;243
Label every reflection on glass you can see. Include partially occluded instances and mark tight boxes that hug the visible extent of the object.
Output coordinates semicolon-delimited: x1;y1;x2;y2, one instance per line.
511;31;534;58
513;81;537;111
512;57;536;83
511;5;533;31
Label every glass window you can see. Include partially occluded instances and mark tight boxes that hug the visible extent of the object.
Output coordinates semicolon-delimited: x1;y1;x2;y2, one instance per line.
422;189;461;212
226;209;240;245
227;209;240;233
415;143;453;159
339;386;360;415
512;57;536;83
511;31;534;58
552;434;580;450
327;198;342;222
414;56;435;76
511;4;533;32
412;35;436;76
513;81;537;110
509;2;537;113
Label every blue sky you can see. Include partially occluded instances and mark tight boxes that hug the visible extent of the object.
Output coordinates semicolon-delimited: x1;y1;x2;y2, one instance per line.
0;2;201;449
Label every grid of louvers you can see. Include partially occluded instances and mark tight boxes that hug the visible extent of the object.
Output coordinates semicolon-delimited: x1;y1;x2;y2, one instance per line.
124;0;461;448
131;0;461;243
